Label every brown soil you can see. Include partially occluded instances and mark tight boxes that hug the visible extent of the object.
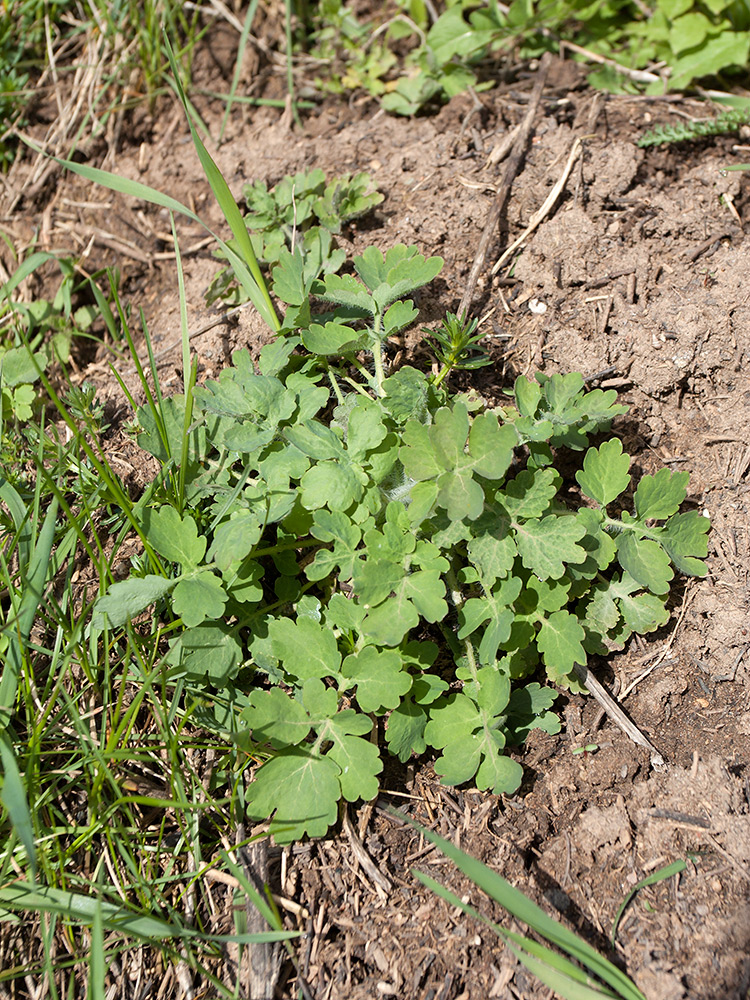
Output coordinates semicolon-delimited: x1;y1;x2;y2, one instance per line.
3;30;749;1000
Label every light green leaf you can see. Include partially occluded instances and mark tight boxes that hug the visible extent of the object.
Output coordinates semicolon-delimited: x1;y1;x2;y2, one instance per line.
0;346;45;387
327;734;381;802
498;467;560;519
616;533;673;595
385;698;429;761
475;744;523;795
346;402;387;460
467;524;516;587
172;572;227;627
268;616;342;680
669;11;710;54
142;506;206;567
300;461;364;512
342;647;412;713
537;611;587;680
92;575;174;629
307;510;362;581
208;513;262;570
468;414;517;480
575;438;630;507
301;321;367;355
242;689;312;746
285;420;344;460
659;511;710;576
634;467;688;520
514;516;587;580
246;750;341;843
170;623;243;684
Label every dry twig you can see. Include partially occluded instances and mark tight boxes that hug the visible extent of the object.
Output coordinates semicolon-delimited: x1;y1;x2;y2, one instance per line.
456;52;552;319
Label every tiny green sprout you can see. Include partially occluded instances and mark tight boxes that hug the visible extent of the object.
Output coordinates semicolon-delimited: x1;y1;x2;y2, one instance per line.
572;743;599;755
426;311;492;389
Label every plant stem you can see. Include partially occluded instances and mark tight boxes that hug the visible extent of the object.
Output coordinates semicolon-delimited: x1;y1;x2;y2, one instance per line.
371;314;386;397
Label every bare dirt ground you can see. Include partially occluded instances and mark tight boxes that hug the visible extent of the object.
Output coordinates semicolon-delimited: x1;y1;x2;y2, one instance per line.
2;24;749;1000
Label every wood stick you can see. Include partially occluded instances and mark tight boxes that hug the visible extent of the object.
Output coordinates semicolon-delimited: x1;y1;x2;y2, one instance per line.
457;52;552;319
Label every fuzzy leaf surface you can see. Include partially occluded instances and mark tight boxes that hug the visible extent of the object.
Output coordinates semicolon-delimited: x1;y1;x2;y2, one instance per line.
634;467;689;520
575;438;630;507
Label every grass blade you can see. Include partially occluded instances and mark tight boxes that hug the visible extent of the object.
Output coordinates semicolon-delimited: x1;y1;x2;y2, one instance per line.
0;498;58;732
403;815;646;1000
163;36;280;331
22;147;279;334
0;734;37;882
219;0;262;140
611;858;689;946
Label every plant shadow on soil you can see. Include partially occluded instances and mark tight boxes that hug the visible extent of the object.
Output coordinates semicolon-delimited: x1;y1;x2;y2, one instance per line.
3;38;750;1000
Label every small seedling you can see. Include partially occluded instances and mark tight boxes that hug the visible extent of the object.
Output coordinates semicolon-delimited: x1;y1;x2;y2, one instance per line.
426;311;492;388
572;742;599;756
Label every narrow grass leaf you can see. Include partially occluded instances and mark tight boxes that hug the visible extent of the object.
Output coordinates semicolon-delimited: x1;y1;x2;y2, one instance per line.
404;817;646;1000
88;901;105;1000
0;499;58;732
0;883;296;945
164;38;279;330
611;858;689;947
0;734;37;881
220;0;261;139
32;150;278;333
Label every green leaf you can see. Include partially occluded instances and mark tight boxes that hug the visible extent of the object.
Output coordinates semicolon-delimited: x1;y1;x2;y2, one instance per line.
327;734;381;802
467;414;517;480
0;346;45;387
467;520;516;587
400;420;444;480
284;419;344;460
381;366;429;423
669;11;710;53
208;513;262;570
498;468;560;519
383;298;418;336
514;516;587;580
242;689;312;747
0;734;37;880
346;401;388;460
537;611;587;680
142;506;206;567
617;590;669;634
475;749;523;796
268;616;342;681
300;460;365;512
312;272;374;313
173;571;227;627
341;647;412;713
246;750;341;843
616;533;673;595
301;321;368;355
514;374;542;416
575;439;630;507
658;510;710;576
634;467;688;520
92;575;174;629
170;623;243;684
307;510;362;581
385;698;430;761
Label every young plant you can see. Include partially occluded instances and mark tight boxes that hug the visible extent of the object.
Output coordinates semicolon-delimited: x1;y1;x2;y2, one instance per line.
55;52;708;849
91;235;708;843
639;104;750;146
206;168;383;307
427;310;492;388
